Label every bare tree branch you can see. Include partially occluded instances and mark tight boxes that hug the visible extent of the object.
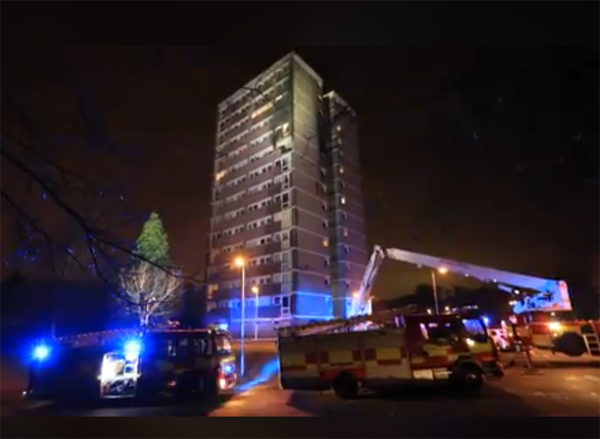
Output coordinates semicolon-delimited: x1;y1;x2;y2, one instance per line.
119;262;183;326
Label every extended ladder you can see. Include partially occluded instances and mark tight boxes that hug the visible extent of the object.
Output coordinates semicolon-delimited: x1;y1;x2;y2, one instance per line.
277;306;416;338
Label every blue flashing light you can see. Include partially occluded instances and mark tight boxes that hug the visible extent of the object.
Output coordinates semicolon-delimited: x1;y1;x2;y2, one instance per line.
124;339;141;361
33;344;51;361
223;363;234;374
218;322;229;331
482;316;490;326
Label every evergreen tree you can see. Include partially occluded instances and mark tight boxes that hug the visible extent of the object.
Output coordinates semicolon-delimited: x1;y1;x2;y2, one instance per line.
134;212;169;266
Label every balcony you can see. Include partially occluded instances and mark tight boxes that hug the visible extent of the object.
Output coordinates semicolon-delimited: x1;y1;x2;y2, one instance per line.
213;241;282;266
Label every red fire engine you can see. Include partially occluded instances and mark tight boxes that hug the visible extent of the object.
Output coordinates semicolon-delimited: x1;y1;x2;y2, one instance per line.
277;308;503;399
347;245;598;357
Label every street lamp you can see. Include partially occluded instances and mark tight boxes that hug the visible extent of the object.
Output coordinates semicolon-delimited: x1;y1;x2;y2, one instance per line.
252;285;259;340
431;267;447;315
234;257;246;378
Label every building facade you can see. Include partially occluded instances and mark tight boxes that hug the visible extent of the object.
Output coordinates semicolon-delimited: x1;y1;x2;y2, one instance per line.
205;53;368;337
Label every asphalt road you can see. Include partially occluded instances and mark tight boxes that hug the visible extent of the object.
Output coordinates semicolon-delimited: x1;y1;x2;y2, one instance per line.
13;353;600;417
211;365;600;417
16;366;599;417
10;343;279;417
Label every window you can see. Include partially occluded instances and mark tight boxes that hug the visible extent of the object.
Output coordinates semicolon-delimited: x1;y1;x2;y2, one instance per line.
344;245;350;254
463;319;487;339
324;278;331;286
281;296;290;307
215;334;232;355
322;220;328;229
341;196;347;205
251;102;273;119
323;239;329;248
281;192;290;209
324;258;330;266
215;170;226;183
339;166;345;175
336;125;342;133
343;227;349;237
276;123;290;137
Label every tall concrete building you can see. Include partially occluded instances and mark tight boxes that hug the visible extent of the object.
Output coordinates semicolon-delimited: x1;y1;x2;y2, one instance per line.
205;53;367;337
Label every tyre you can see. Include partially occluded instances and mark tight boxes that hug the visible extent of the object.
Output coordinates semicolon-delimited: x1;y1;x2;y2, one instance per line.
453;363;484;391
552;332;586;357
201;374;219;403
332;373;359;400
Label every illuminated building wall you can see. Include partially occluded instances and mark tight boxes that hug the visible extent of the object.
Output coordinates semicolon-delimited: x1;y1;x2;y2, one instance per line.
205;53;367;337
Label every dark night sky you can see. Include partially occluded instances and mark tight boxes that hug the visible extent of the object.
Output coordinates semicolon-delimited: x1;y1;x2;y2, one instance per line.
2;46;598;300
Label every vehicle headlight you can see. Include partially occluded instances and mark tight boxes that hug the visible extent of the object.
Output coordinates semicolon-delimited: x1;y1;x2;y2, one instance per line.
466;338;475;347
100;358;118;380
548;322;561;332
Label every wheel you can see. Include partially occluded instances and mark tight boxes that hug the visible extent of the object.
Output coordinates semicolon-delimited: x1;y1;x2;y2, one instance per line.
201;374;219;403
453;363;484;391
553;332;586;357
332;373;359;400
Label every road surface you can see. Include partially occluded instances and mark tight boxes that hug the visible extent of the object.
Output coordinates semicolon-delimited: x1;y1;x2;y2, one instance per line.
12;357;600;417
5;341;599;417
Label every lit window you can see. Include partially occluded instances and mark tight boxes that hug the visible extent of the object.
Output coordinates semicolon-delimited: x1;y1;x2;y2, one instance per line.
341;196;346;205
323;239;329;248
215;170;226;182
251;102;273;119
336;125;342;132
339;166;345;174
343;228;349;237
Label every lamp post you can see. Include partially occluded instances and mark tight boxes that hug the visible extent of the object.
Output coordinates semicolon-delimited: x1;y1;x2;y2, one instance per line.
252;286;259;340
431;267;447;315
234;257;246;378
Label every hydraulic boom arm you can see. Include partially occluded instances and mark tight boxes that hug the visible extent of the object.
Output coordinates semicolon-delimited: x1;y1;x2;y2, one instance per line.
351;245;572;317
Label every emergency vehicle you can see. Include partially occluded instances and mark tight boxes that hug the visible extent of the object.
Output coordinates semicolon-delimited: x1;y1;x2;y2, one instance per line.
509;314;600;357
277;308;503;399
27;327;237;402
343;245;585;357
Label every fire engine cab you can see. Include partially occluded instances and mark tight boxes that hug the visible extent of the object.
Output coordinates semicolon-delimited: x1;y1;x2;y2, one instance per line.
277;309;503;399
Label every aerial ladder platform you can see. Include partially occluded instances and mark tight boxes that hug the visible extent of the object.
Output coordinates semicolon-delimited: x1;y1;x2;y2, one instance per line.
349;245;572;319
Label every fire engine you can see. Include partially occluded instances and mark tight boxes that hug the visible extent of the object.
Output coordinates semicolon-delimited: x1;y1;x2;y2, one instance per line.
347;245;599;357
507;314;600;357
277;308;503;399
27;326;237;402
275;243;597;399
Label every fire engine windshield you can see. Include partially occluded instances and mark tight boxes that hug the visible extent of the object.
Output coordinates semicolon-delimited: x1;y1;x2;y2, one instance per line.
147;333;214;358
420;320;464;343
462;318;488;343
215;333;233;356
